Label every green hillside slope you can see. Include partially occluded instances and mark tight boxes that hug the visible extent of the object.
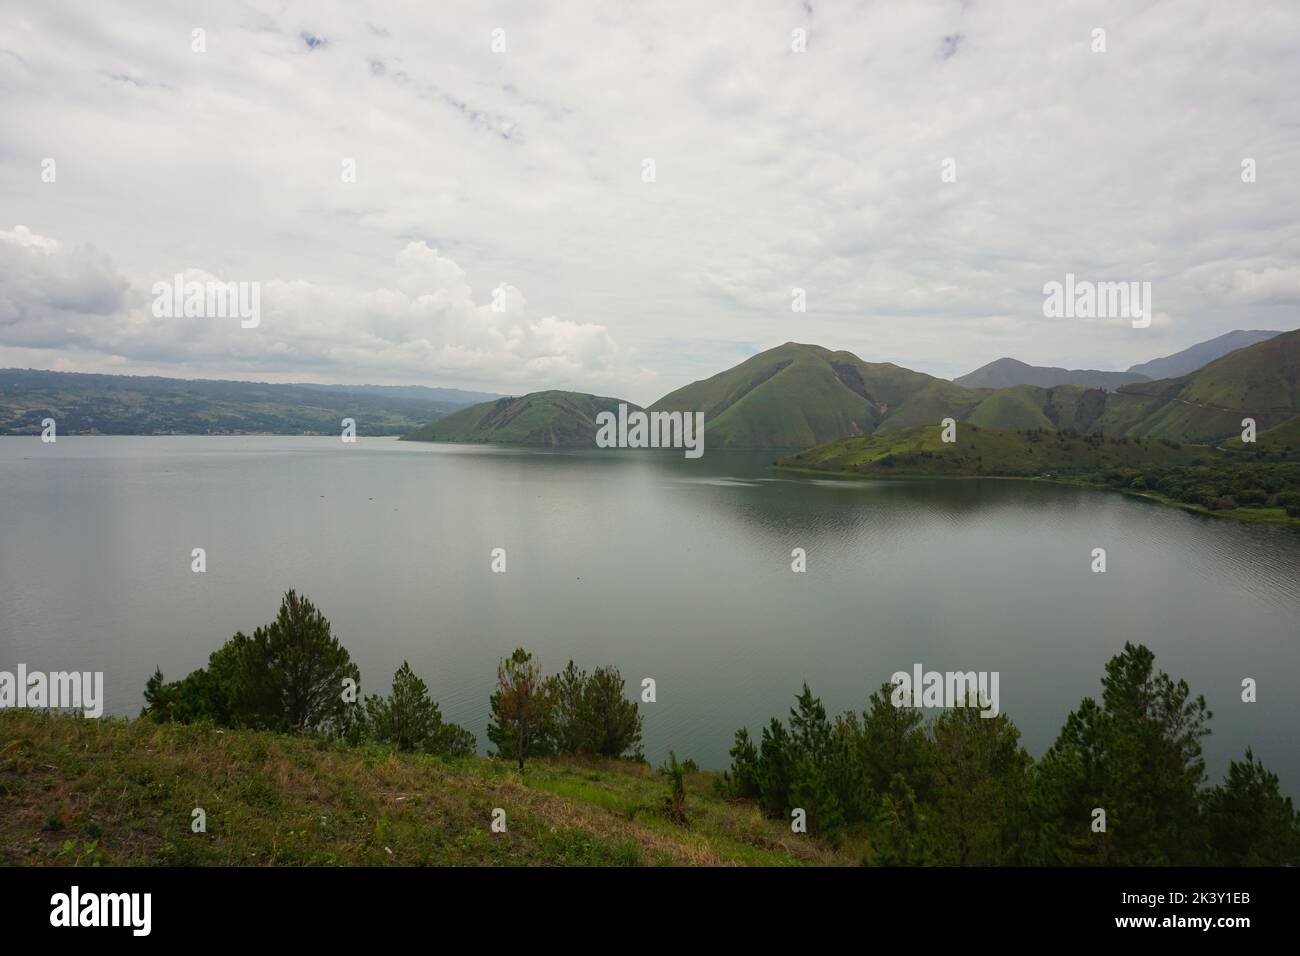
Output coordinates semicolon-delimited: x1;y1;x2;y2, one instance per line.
402;390;638;446
0;712;842;867
1098;328;1300;442
779;422;1208;477
777;422;1300;525
1223;412;1300;454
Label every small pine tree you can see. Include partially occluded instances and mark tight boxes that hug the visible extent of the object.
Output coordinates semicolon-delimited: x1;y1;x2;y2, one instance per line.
660;750;688;824
487;649;554;771
1204;749;1300;865
364;662;442;752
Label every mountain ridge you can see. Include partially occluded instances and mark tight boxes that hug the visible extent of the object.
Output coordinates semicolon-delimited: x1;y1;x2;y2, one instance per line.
1126;329;1284;379
954;357;1149;390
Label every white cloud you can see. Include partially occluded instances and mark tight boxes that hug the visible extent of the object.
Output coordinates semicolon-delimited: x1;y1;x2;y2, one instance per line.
0;225;128;332
1;1;1297;398
0;227;648;393
1227;267;1300;306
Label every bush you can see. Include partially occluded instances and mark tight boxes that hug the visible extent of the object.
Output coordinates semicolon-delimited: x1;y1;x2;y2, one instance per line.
660;750;688;825
548;661;643;759
362;661;475;756
143;591;359;734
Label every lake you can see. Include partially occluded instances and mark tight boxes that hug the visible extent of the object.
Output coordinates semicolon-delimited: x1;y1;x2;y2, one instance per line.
2;436;1298;792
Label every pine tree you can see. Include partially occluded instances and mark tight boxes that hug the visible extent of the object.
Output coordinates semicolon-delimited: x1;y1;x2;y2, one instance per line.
487;648;554;771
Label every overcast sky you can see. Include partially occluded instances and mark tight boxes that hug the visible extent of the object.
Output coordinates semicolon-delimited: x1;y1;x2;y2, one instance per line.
2;0;1297;405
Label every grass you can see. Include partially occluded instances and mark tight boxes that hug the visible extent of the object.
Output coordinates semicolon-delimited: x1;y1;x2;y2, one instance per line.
0;712;854;867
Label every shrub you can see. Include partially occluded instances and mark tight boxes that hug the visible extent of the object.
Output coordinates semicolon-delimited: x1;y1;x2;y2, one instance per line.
363;661;475;756
143;591;359;735
660;750;688;825
548;661;643;759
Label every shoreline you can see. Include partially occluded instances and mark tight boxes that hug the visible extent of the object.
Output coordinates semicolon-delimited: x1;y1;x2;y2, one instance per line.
772;464;1300;529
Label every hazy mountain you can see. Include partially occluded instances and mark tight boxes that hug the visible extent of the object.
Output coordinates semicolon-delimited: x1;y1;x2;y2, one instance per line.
1126;330;1283;379
402;390;638;446
1098;328;1300;442
0;369;486;436
291;383;500;405
954;357;1149;390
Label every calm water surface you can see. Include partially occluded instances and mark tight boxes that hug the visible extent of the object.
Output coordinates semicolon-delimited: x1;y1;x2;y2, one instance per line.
2;436;1297;791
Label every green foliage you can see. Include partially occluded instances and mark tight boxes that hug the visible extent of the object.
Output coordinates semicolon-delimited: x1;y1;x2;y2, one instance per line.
488;655;643;768
487;649;555;771
660;750;688;824
1204;749;1300;865
547;661;644;759
1031;642;1210;865
579;666;644;758
729;646;1300;864
719;727;760;799
362;662;475;756
143;590;359;734
781;421;1300;525
926;706;1032;864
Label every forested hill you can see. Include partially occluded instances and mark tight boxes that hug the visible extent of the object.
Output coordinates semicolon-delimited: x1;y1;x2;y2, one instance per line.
0;369;497;436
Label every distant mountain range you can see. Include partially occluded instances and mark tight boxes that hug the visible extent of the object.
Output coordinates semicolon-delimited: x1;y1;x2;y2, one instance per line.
403;327;1300;449
0;369;498;436
1125;329;1283;379
954;358;1149;391
955;329;1284;390
4;328;1295;448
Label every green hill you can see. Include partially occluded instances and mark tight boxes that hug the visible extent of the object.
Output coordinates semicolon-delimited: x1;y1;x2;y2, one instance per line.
402;390;639;446
405;329;1297;451
1097;328;1300;442
647;342;983;448
0;712;844;867
966;385;1056;430
1223;412;1300;454
777;421;1300;526
0;368;489;436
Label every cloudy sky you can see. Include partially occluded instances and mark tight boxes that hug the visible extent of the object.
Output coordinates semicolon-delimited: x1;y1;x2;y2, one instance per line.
2;0;1297;405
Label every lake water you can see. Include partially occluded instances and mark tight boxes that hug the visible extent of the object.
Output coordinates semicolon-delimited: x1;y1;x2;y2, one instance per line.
2;436;1298;792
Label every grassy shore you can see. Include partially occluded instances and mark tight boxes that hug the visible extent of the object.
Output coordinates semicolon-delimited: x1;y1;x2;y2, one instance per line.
0;712;854;867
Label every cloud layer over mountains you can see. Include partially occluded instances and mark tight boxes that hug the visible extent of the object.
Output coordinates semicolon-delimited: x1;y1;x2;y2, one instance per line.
2;1;1298;403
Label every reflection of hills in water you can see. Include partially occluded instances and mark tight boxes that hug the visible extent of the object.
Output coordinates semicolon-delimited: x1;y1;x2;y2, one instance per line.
615;447;1300;610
